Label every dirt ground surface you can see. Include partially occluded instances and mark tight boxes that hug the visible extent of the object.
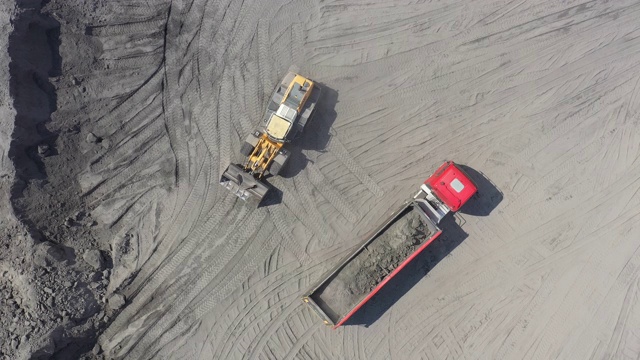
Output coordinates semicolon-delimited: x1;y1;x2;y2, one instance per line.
3;0;640;359
314;208;432;320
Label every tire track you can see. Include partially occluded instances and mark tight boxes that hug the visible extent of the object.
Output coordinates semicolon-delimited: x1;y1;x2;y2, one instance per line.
269;176;322;240
197;231;281;311
199;244;333;360
94;185;161;228
219;266;310;360
217;69;233;175
232;66;254;138
98;0;640;358
124;209;269;359
146;223;279;358
88;1;200;352
456;0;616;52
327;135;384;197
87;115;166;177
101;194;236;343
357;325;366;360
199;0;270;91
281;324;320;360
339;326;357;360
504;115;632;218
399;209;640;357
271;27;294;72
289;173;337;247
104;0;166;18
101;93;163;143
125;161;209;294
328;2;640;123
602;278;640;358
290;22;305;66
513;68;640;166
524;235;640;360
161;0;202;217
213;255;332;360
125;0;304;354
223;1;268;63
398;214;624;352
306;164;359;223
257;19;273;103
243;303;307;360
88;17;169;37
100;52;165;72
160;2;214;236
269;206;313;265
92;70;164;132
82;135;167;203
195;0;241;170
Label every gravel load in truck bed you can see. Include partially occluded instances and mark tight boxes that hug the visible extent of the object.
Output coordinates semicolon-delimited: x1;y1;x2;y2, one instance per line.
314;207;433;319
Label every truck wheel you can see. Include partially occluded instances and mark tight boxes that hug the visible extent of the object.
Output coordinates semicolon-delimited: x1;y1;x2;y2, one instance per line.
240;142;254;156
269;162;282;176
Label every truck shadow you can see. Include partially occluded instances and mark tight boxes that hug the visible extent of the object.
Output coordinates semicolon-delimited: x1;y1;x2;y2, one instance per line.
457;165;503;217
343;165;502;327
280;82;338;178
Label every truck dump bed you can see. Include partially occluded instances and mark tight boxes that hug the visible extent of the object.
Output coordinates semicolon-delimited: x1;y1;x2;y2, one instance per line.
303;201;442;327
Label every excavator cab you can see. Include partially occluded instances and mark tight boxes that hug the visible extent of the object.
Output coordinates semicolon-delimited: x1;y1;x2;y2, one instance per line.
265;104;297;141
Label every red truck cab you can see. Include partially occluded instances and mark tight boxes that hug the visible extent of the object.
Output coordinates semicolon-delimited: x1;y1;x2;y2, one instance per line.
425;161;477;212
416;161;477;225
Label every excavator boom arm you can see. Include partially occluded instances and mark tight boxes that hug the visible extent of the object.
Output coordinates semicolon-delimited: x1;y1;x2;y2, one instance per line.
244;134;283;177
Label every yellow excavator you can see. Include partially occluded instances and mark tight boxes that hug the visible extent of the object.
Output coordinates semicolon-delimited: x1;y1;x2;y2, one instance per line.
220;68;321;203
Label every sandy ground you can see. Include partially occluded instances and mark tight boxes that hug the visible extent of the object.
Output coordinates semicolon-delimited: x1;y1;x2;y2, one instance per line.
4;0;640;359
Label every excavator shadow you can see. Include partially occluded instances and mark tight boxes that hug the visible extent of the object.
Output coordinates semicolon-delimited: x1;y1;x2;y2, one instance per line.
259;185;283;207
279;82;338;179
342;165;502;327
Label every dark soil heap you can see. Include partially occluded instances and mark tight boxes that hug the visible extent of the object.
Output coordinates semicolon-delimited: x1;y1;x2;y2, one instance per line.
1;1;128;358
342;210;432;296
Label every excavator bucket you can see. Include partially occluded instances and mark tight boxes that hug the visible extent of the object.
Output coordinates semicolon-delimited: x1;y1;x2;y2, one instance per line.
220;164;270;202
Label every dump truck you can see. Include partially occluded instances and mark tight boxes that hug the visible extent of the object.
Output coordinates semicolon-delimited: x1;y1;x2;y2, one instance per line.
220;68;321;202
302;161;477;328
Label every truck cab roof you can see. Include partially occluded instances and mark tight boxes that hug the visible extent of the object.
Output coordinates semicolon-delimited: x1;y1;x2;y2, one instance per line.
425;161;477;212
